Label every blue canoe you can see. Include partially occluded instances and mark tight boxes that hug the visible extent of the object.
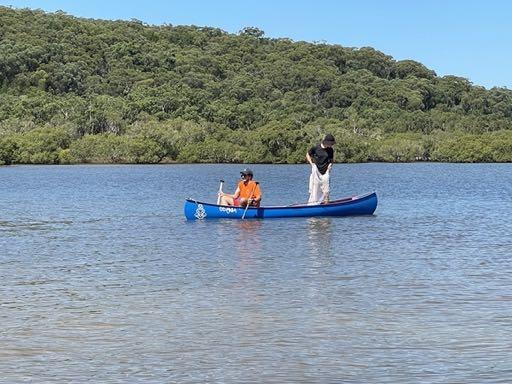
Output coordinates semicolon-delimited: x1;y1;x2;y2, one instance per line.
184;192;377;220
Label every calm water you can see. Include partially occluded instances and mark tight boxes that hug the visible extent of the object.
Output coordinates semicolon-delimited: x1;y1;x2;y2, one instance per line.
1;163;511;383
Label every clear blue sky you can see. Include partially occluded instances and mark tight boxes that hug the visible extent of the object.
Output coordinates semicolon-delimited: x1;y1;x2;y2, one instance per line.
3;0;512;89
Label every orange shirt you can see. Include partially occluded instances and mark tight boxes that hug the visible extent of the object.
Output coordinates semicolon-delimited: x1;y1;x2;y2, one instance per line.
237;180;261;200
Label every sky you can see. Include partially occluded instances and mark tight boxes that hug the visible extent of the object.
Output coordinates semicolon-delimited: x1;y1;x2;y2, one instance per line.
2;0;512;89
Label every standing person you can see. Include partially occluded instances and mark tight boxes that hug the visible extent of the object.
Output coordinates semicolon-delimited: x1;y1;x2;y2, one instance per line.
219;168;262;207
306;134;336;204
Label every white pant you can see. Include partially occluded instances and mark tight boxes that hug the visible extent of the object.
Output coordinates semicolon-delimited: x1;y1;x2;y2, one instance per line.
308;165;330;204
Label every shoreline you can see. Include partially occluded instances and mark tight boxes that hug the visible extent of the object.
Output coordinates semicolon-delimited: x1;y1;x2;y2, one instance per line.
2;160;512;167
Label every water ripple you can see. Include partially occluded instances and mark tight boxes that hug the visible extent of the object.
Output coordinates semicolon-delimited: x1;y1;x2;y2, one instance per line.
1;164;511;383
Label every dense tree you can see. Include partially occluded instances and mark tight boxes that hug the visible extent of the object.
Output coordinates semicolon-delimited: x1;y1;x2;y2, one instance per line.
1;6;512;164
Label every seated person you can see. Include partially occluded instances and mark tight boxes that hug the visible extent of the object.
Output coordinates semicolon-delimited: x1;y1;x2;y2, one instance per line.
219;168;261;207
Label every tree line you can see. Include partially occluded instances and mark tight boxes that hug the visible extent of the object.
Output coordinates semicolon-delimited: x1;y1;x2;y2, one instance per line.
1;6;512;165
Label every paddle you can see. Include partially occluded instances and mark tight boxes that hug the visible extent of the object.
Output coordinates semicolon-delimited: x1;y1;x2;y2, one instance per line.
216;179;224;205
242;182;259;219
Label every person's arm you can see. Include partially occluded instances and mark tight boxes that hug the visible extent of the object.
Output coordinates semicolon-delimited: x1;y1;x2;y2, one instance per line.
219;185;240;198
249;184;262;205
327;148;334;172
253;185;262;203
306;147;315;165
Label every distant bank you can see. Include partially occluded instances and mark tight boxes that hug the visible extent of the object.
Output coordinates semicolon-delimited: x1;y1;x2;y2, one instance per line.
1;7;512;164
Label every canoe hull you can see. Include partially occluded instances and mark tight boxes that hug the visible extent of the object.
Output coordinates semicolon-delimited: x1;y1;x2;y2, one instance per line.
184;192;377;220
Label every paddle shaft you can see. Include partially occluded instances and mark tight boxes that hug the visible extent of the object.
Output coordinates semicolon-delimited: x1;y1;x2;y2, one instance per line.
216;179;225;205
241;182;259;219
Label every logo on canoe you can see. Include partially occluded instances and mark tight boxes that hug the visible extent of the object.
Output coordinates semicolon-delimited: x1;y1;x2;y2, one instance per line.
219;206;237;214
194;204;207;219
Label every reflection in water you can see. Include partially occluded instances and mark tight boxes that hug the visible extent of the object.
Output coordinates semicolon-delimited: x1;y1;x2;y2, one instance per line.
235;219;263;233
230;220;264;305
233;220;263;259
307;217;334;255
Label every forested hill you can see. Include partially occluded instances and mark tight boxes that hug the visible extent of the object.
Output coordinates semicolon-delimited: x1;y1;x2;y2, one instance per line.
1;6;512;164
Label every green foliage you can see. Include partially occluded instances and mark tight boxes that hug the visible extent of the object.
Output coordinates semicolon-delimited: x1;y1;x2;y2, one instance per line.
11;127;72;164
370;134;424;162
430;131;512;162
393;60;436;80
177;139;244;163
69;134;165;163
333;132;371;163
245;121;310;163
0;136;17;165
1;6;511;164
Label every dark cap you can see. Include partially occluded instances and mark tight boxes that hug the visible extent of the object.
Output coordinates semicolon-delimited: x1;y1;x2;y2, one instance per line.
322;133;336;145
240;168;253;176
